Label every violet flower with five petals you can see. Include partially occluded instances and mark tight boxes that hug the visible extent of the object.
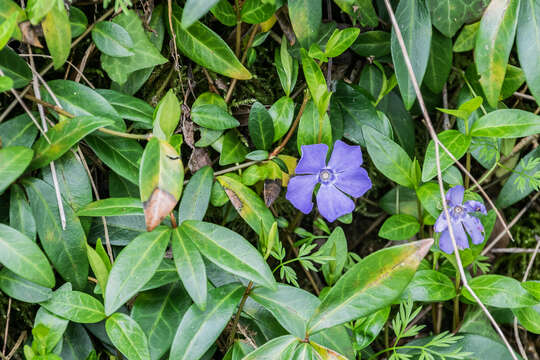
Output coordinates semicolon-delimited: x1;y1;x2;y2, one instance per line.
434;185;487;254
286;140;372;222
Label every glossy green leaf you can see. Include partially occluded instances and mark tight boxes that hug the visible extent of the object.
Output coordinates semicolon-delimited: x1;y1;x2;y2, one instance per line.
522;281;540;300
269;96;295;142
325;28;360;58
169;283;244;360
351;31;390;57
307;239;433;334
248;101;274;150
178;166;213;224
422;130;471;182
0;146;33;194
288;0;321;48
475;0;519;107
354;307;390;351
210;0;236;26
140;259;180;292
132;283;192;360
517;0;540;104
377;91;416;156
297;99;332;153
153;89;181;141
30;116;113;170
319;227;348;286
471;109;540;137
378;214;420;241
106;313;151;360
78;197;143;217
301;49;331;118
241;335;298;360
241;0;276;24
60;323;94;360
101;10;167;85
181;220;277;289
191;104;240;130
34;307;69;352
217;175;275;235
0;76;13;92
182;0;220;28
104;227;170;315
497;147;540;208
95;89;153;128
427;0;488;37
92;21;134;57
400;269;456;302
514;305;540;334
0;268;52;303
86;135;143;185
250;284;320;338
170;3;251;80
363;126;415;188
454;22;480;52
41;289;106;323
416;182;441;218
172;227;207;309
391;0;432;110
0;47;32;88
86;242;109;297
0;113;38;148
139;138;184;231
23;178;88;289
9;184;36;241
26;0;54;24
0;14;16;51
424;30;452;94
42;4;71;69
69;6;88;38
462;275;540;308
293;343;314;359
275;38;299;96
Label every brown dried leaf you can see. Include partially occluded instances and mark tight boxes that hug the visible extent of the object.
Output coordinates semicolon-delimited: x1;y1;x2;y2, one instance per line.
19;21;43;48
264;179;281;207
188;147;212;173
143;187;177;231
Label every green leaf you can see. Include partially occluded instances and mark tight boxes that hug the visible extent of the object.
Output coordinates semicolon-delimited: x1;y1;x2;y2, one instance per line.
23;178;88;289
210;0;236;26
219;130;248;165
288;0;321;48
241;335;298;360
0;146;33;194
0;113;38;148
153;89;181;141
293;343;315;359
517;0;540;104
106;313;151;360
77;197;143;217
69;6;88;38
275;38;299;96
248;102;274;151
301;49;331;118
307;239;433;334
0;13;17;50
471;109;540;137
139;138;184;231
0;268;52;303
30;116;113;170
178;166;213;224
325;28;360;58
363;126;415;188
241;0;276;24
181;220;277;289
454;22;480;52
297;99;332;153
140;259;180;292
132;283;192;360
217;175;275;235
513;305;540;334
310;341;348;360
416;182;441;218
85;135;143;185
424;30;452;94
0;75;13;91
427;0;489;37
378;214;420;241
377;91;416;156
104;227;170;315
391;0;432;110
41;289;106;323
0;46;32;88
422;130;471;182
182;0;220;28
95;89;153;128
101;10;167;85
351;31;390;57
250;284;320;338
172;227;207;310
34;307;69;352
170;3;251;80
400;269;456;302
169;283;244;360
353;307;390;351
475;0;520;107
191;104;240;130
42;4;71;69
319;227;348;286
462;274;540;308
60;323;94;360
497;147;540;208
86;242;109;297
269;96;295;142
26;0;55;25
92;21;134;57
9;184;36;241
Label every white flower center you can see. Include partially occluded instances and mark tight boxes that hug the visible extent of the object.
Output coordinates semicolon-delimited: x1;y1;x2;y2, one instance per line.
320;170;331;181
454;206;463;213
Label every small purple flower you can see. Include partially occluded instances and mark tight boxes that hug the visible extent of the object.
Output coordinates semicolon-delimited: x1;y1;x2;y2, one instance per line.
434;185;487;254
285;140;372;222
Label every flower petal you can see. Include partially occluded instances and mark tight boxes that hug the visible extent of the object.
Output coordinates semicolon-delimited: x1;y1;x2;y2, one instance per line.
439;230;453;254
295;144;328;175
316;184;355;222
452;222;469;250
334;167;372;198
464;200;487;215
434;212;448;233
285;175;318;214
446;185;464;207
463;215;485;245
327;140;364;171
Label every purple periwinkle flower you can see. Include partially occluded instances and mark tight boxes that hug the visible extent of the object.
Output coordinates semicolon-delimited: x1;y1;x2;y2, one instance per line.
286;140;372;222
434;185;487;254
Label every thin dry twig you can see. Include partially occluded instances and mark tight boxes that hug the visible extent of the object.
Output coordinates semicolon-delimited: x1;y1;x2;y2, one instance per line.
2;298;11;356
383;1;518;357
